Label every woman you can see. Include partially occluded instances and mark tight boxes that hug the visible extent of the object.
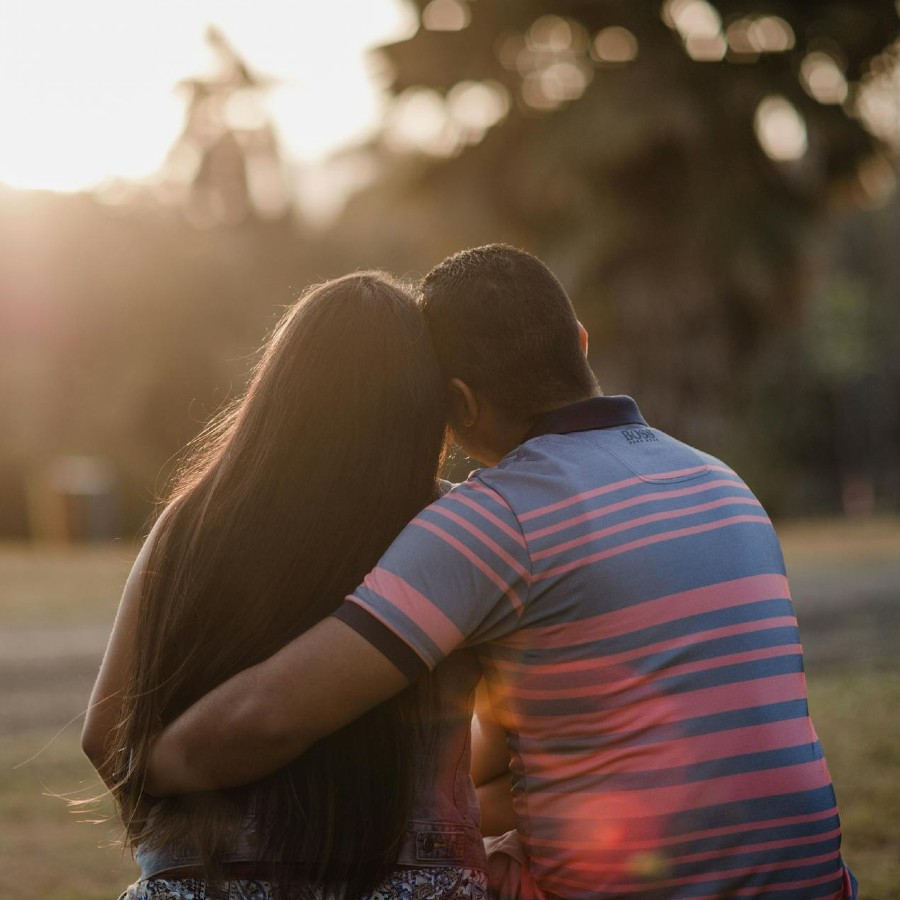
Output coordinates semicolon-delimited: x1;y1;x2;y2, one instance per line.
82;273;490;899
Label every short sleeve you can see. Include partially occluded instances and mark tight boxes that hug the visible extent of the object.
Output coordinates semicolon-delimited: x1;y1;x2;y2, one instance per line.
332;478;531;677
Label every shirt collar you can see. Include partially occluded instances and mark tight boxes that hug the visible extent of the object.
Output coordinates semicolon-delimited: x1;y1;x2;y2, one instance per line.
523;395;647;441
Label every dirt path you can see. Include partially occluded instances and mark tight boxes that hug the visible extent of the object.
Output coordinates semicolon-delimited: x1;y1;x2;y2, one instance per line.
789;561;900;673
0;623;108;737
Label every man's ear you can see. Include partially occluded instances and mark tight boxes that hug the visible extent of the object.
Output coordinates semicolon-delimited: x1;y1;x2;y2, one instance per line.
448;377;479;429
577;321;589;357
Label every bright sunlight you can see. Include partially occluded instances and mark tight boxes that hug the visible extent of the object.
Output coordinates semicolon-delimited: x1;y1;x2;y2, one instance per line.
0;0;414;192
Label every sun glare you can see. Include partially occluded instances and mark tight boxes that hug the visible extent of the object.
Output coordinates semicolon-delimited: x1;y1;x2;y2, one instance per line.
0;0;414;193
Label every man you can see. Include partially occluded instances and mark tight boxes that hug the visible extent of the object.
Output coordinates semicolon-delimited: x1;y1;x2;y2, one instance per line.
149;245;856;898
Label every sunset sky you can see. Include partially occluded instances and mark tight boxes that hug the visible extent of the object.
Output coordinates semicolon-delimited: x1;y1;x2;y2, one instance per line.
0;0;414;192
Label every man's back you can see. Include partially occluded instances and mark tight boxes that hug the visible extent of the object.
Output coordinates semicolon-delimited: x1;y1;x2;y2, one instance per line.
344;397;855;899
475;401;850;897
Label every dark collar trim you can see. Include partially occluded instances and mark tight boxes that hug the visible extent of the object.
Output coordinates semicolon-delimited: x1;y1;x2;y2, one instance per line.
524;396;647;441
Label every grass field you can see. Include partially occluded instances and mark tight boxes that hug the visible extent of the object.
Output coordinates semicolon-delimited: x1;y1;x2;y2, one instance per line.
1;519;898;899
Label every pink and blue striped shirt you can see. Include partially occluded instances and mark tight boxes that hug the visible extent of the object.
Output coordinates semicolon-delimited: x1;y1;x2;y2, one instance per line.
334;396;856;899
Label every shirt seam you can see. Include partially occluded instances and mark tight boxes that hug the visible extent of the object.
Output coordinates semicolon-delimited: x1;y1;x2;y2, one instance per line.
467;476;537;849
469;476;533;613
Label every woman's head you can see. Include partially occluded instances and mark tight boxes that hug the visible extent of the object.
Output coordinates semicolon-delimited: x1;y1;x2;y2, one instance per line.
178;271;447;544
236;270;446;491
112;272;447;897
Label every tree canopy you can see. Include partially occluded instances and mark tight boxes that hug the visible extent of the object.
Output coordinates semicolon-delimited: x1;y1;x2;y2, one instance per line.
366;0;900;445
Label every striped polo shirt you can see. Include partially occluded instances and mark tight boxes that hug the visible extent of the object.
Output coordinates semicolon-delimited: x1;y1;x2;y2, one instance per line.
334;396;856;899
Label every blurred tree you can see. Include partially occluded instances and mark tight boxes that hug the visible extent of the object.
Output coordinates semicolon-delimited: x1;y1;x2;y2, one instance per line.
0;190;309;537
362;0;900;455
164;26;292;226
749;189;900;515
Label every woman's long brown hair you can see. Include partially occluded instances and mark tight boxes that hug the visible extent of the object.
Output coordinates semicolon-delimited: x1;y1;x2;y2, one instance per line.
109;273;447;897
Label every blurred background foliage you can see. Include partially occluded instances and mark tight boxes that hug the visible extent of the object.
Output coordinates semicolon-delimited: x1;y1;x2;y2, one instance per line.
1;0;899;540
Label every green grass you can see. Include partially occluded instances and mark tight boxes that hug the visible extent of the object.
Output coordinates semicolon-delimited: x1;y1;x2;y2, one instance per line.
1;541;138;898
0;541;133;624
0;729;138;899
808;672;900;900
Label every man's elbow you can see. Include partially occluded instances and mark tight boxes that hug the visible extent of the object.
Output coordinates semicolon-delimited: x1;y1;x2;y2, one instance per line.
148;683;310;795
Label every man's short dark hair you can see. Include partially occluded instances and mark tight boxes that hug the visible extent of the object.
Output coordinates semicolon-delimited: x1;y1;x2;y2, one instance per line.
420;244;598;420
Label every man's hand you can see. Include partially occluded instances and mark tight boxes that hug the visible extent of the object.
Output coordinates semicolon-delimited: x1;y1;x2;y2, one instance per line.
471;679;516;836
145;616;411;796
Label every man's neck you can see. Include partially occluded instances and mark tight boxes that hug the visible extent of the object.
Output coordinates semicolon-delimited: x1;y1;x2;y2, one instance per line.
488;390;603;465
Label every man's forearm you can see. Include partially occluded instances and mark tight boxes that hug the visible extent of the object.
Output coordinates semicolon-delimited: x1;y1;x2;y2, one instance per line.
146;663;303;795
146;616;410;796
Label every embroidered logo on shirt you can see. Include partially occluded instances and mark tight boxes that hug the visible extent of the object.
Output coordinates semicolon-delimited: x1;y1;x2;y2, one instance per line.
622;428;659;444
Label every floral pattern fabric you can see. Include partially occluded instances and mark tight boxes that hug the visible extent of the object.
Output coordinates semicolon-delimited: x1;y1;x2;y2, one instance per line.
118;867;489;900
